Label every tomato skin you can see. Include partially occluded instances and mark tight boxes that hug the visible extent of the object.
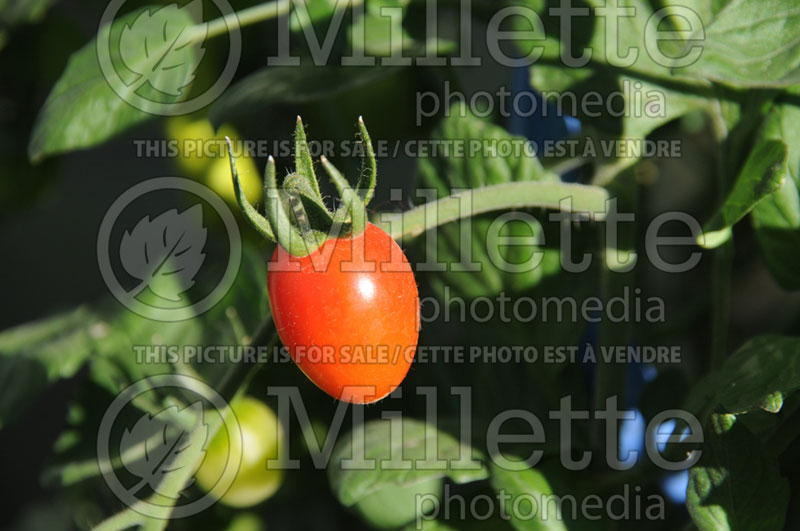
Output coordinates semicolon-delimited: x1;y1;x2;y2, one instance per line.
195;396;284;508
268;223;419;404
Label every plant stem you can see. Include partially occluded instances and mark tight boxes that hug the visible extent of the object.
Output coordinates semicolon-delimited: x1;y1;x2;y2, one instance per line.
185;0;292;42
710;241;733;370
709;101;733;371
592;169;638;449
373;181;610;239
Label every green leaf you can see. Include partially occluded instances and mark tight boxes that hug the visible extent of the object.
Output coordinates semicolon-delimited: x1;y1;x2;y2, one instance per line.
0;305;98;428
489;462;568;531
289;0;340;32
400;485;519;531
118;1;205;97
516;0;685;82
40;245;268;492
85;302;199;398
653;0;735;26
751;102;800;289
90;243;268;395
328;418;488;528
678;0;800;88
28;4;201;161
0;0;59;51
489;460;617;531
0;0;58;28
516;0;709;183
209;64;404;126
714;335;800;416
42;382;122;487
698;139;787;248
686;414;789;531
348;0;411;58
0;244;267;433
345;0;453;60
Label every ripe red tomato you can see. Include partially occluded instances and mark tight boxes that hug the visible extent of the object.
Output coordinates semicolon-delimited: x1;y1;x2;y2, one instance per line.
268;223;419;404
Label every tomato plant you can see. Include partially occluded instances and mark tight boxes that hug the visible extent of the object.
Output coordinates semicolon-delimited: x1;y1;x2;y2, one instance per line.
3;0;800;530
224;118;419;404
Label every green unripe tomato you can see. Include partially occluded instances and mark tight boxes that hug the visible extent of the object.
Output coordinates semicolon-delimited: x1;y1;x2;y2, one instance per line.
165;117;216;176
226;511;265;531
353;477;444;529
196;396;284;508
205;150;262;206
166;118;262;206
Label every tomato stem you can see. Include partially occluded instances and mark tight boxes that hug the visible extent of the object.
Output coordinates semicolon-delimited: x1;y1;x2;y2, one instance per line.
185;0;291;43
227;117;377;256
373;181;611;240
228;119;611;256
321;155;368;237
263;156;319;256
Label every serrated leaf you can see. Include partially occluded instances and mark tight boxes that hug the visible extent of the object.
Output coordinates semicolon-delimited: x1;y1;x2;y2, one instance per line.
516;0;681;82
28;4;200;161
531;64;708;181
698;139;787;248
714;335;800;415
678;0;800;87
0;243;267;434
751;102;800;289
209;64;403;125
0;306;98;428
119;205;207;302
517;0;709;180
328;418;488;508
686;415;789;530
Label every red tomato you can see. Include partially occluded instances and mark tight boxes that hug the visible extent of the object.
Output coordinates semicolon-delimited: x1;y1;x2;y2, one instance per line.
268;223;419;404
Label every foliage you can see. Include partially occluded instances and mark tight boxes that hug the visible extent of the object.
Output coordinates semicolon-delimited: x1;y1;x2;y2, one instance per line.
2;0;800;529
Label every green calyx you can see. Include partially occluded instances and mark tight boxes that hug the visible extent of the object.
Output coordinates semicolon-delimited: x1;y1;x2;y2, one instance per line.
227;116;377;257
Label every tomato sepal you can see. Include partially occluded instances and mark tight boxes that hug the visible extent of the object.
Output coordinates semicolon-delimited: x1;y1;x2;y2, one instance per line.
226;117;377;257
